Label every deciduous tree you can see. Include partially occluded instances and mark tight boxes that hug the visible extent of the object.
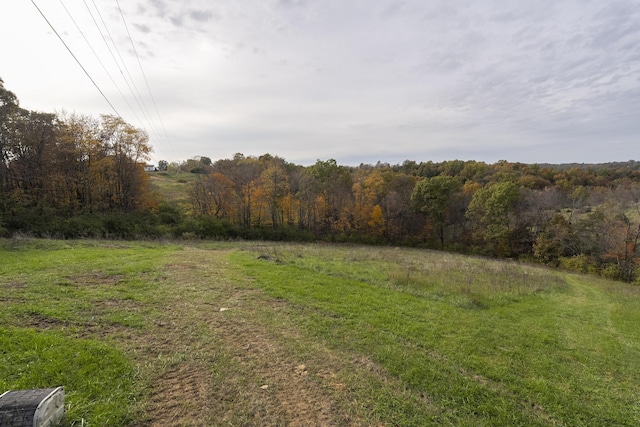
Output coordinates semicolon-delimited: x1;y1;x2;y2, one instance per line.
466;181;521;256
411;175;463;249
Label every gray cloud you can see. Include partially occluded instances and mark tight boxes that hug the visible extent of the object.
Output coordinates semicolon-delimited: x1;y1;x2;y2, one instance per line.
189;9;215;22
133;23;152;34
277;0;306;8
169;15;184;27
141;0;640;163
2;0;639;165
148;0;168;17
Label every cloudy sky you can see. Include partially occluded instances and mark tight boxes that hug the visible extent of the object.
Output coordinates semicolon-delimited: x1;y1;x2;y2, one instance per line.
1;0;639;166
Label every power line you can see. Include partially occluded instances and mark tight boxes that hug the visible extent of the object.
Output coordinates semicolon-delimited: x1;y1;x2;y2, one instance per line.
114;0;171;141
82;0;156;133
32;0;175;163
89;0;160;136
58;0;143;124
79;0;160;141
30;0;122;118
113;0;175;160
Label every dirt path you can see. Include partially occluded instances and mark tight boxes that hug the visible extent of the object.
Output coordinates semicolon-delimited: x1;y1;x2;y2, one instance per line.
131;247;354;426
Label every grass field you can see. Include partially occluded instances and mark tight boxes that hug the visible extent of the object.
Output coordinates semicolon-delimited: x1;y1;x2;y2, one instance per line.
1;239;639;426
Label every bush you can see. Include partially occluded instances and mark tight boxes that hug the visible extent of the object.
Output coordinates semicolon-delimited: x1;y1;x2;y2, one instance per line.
175;216;237;239
158;205;182;225
59;215;106;238
600;264;621;280
558;255;598;274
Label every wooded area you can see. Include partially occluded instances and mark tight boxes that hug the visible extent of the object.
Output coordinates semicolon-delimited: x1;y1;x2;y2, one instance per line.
1;78;153;231
181;154;640;282
2;78;640;282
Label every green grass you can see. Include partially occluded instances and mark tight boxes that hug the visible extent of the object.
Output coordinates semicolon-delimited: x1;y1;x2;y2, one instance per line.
0;239;177;426
148;170;199;205
0;328;135;425
235;243;640;426
2;239;640;426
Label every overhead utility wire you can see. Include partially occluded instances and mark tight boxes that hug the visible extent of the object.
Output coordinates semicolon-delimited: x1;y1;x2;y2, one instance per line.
80;0;145;120
88;0;160;137
30;0;122;118
58;0;143;125
81;0;158;140
114;0;171;142
113;0;174;160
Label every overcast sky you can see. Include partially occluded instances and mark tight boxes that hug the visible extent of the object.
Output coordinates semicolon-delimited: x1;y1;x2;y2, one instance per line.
1;0;639;166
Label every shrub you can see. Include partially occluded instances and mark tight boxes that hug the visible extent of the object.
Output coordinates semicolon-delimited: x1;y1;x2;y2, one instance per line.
558;255;598;274
600;264;621;280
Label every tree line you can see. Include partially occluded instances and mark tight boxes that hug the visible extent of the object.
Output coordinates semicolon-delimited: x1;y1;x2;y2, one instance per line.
183;154;640;282
0;78;153;235
2;78;639;282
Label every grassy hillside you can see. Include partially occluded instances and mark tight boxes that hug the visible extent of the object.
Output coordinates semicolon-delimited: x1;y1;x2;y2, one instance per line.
1;239;639;426
147;170;199;205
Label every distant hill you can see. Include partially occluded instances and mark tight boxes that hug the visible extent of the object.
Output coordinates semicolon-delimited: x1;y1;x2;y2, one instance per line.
536;160;640;170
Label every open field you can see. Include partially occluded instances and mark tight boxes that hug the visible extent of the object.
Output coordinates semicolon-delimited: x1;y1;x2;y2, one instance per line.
1;239;640;426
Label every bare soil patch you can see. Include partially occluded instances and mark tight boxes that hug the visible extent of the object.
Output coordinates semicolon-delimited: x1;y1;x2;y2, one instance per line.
22;313;70;330
68;272;125;286
2;281;27;289
18;312;133;339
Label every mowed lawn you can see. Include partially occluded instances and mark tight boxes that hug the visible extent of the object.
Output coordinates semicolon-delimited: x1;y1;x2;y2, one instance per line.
1;239;640;426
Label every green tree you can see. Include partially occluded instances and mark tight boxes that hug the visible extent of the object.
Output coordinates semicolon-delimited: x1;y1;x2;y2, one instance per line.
411;175;463;249
466;181;521;256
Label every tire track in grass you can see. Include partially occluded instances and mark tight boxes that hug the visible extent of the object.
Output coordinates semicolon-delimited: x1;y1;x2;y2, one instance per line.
137;247;347;426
